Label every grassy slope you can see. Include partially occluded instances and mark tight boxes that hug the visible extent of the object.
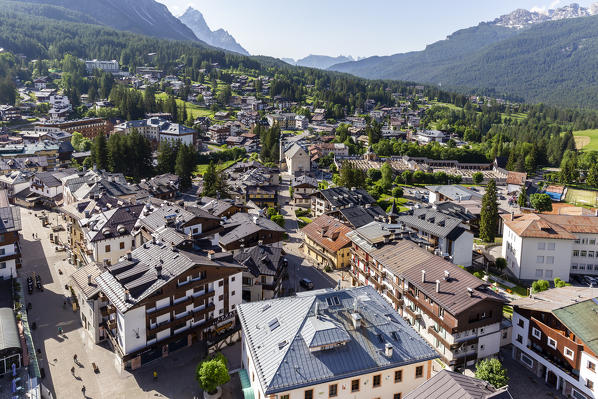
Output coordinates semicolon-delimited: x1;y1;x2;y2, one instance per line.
573;129;598;151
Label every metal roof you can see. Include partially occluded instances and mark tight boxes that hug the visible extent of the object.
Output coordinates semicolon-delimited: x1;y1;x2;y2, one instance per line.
237;286;438;394
0;308;19;353
510;286;598;313
404;370;513;399
553;298;598;356
219;213;285;247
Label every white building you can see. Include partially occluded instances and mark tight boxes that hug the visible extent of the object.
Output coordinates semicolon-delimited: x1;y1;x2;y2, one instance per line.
237;286;439;399
95;240;243;370
0;190;21;280
284;144;310;175
85;60;120;74
114;117;195;146
511;286;598;399
501;213;598;282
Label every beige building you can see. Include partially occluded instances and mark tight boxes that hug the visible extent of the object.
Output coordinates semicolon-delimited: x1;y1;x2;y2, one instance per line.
301;214;352;269
284;144;310;175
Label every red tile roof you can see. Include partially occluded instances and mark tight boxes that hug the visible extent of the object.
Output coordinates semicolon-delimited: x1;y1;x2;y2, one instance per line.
301;214;352;253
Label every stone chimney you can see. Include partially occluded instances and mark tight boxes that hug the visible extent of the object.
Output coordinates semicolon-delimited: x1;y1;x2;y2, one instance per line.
421;269;426;283
436;280;440;293
87;275;92;285
384;342;393;357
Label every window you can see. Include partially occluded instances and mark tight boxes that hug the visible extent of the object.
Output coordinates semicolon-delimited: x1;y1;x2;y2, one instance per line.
231;276;235;282
394;395;402;399
120;242;125;249
547;242;556;250
415;366;423;378
574;250;580;257
351;379;359;392
546;256;554;264
105;245;111;253
532;327;542;339
580;264;586;270
586;380;594;390
564;347;575;360
535;269;543;278
589;265;595;271
573;263;579;270
575;239;581;244
590;251;595;258
281;396;289;399
591;239;597;245
589;361;596;372
518;319;524;328
572;389;587;399
394;370;403;383
219;281;224;287
328;384;338;397
537;242;545;250
582;251;588;257
438;307;444;318
520;353;534;368
536;256;544;264
0;249;5;255
583;238;588;245
547;337;557;349
373;374;381;387
0;262;5;269
304;389;313;399
231;291;236;296
545;270;553;279
218;295;224;301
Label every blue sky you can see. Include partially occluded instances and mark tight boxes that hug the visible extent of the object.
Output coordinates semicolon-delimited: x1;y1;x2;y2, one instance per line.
158;0;594;59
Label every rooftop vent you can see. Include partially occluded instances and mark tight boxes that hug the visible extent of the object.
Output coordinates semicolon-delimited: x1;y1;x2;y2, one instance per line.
444;270;450;281
436;280;440;293
384;342;393;357
467;287;474;297
351;312;362;329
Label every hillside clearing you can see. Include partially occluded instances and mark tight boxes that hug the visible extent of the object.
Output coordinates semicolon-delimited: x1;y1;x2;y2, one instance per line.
573;129;598;151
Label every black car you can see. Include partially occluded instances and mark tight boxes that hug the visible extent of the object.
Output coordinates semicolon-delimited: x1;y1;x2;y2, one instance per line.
300;278;314;290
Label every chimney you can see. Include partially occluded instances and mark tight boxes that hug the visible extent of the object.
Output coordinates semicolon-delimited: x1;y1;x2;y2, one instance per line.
421;269;426;283
314;302;319;316
351;312;362;329
124;289;130;302
155;265;162;278
510;211;514;221
127;252;132;260
436;280;440;293
467;287;474;297
444;270;450;281
87;275;92;285
384;342;393;357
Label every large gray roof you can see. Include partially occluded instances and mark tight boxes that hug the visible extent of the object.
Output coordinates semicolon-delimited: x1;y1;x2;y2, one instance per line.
399;208;466;240
426;185;482;202
318;187;376;208
237;285;438;395
219;213;285;247
95;240;242;313
404;370;513;399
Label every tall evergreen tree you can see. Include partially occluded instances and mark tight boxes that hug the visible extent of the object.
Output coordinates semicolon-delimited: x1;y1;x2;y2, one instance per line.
175;144;196;191
157;141;178;174
480;179;498;243
517;186;527;208
92;133;108;170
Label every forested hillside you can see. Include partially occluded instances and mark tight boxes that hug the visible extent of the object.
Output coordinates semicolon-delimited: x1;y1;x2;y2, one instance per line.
331;14;598;108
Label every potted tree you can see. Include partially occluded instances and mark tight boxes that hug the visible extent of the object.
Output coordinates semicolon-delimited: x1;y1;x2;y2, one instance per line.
196;353;230;399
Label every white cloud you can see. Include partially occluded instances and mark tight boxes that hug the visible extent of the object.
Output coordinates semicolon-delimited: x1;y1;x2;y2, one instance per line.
531;0;561;14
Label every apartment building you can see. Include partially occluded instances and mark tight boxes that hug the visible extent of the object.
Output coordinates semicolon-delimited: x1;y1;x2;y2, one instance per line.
511;286;598;399
218;213;286;252
237;286;438;399
95;240;244;370
399;208;474;267
501;213;598;282
311;187;377;218
114;118;195;147
347;221;507;370
301;214;352;269
284;144;310;175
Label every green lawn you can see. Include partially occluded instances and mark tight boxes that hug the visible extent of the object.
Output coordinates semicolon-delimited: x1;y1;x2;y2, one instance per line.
565;187;598;207
572;129;598;151
156;92;216;120
298;216;312;224
193;159;238;176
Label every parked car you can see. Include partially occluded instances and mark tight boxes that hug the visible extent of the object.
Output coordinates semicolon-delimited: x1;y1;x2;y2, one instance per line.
300;278;314;290
583;276;596;286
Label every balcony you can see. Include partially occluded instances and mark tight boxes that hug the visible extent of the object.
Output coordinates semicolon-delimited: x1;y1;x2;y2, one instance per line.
528;343;579;380
106;319;116;330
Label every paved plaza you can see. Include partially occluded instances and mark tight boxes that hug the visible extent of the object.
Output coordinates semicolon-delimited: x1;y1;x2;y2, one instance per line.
19;207;234;399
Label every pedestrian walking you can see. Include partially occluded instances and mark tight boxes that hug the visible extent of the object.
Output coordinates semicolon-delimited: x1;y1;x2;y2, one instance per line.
73;354;78;364
153;370;157;381
71;366;75;376
81;385;86;396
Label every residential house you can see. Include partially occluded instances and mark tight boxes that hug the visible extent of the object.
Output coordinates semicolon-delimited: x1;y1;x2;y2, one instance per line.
136;174;179;200
501;213;598;282
69;262;106;343
399;208;474;267
198;197;249;219
291;175;318;208
511;286;598;399
238;286;439;399
218;212;285;252
295;114;308;130
426;185;483;204
347;221;507;370
207;125;230;144
311;187;377;218
301;214;352;269
284;144;310;175
95;240;244;370
327;204;389;229
506;171;527;194
33;77;48;90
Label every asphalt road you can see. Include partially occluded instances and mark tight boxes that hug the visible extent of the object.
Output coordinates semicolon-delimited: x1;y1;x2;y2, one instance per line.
277;175;337;295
